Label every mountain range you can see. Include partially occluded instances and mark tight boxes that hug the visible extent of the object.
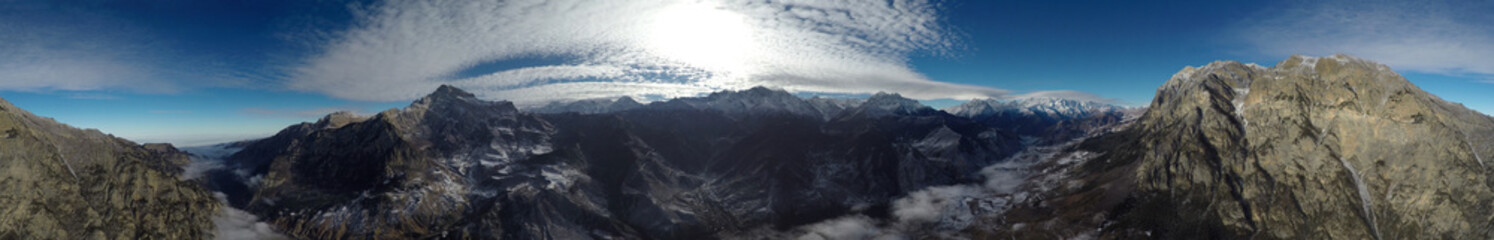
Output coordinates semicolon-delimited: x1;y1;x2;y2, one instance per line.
0;55;1489;239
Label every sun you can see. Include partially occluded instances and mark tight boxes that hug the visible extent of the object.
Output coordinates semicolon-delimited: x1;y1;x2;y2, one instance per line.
645;2;756;75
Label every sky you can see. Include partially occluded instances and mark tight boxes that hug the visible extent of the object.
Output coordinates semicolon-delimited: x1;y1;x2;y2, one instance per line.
2;0;1492;146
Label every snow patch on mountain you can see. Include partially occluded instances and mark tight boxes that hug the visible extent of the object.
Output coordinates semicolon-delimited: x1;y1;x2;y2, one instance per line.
945;97;1126;120
776;135;1106;239
526;96;644;114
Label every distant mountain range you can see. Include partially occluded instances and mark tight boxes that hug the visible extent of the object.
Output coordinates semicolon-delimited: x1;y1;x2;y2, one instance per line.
195;84;1045;238
1;55;1489;239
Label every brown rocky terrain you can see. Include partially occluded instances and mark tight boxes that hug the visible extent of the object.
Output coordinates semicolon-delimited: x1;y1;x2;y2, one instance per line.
0;97;219;239
982;55;1494;239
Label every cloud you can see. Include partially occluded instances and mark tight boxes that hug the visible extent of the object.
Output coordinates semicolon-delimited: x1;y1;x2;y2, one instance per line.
292;0;1011;103
890;185;978;224
66;93;121;100
211;193;289;240
182;158;225;181
795;215;901;240
0;8;178;93
0;3;280;94
1236;0;1494;76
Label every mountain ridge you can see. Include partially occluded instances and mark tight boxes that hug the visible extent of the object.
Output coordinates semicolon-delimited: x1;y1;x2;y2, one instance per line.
0;97;220;239
200;83;1053;239
181;55;1494;239
979;54;1494;239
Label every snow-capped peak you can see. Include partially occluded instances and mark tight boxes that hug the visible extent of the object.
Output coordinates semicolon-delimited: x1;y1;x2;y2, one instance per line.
526;96;644;114
945;98;1123;119
408;85;519;115
670;86;836;119
847;92;931;117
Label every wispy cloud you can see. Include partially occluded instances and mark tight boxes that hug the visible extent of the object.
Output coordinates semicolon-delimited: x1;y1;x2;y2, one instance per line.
65;93;121;100
1236;0;1494;76
0;3;276;94
291;0;1011;104
0;11;175;93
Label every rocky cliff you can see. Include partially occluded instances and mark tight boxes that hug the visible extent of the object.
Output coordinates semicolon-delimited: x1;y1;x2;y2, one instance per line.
985;55;1494;239
207;85;1038;239
0;97;219;239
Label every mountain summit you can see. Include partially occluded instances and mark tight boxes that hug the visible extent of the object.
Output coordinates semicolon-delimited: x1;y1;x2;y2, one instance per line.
205;84;1026;239
985;55;1494;239
181;55;1494;239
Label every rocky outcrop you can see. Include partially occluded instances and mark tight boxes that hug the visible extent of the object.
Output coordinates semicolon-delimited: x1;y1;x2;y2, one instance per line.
211;85;1030;239
985;55;1494;239
0;97;219;239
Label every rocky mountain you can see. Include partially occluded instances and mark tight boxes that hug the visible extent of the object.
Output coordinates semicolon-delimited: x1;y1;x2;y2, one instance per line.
203;85;1034;239
527;96;644;114
946;97;1136;144
974;55;1494;239
0;97;219;239
526;86;869;121
187;54;1492;239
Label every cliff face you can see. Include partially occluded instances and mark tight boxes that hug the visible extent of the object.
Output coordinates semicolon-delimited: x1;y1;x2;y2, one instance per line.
991;55;1494;239
209;85;1031;239
0;98;219;239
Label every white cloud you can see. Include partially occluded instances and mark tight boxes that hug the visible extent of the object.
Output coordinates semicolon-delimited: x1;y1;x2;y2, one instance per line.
211;193;289;240
795;215;902;240
1237;0;1494;76
0;3;251;93
292;0;1011;103
0;11;177;93
890;185;978;224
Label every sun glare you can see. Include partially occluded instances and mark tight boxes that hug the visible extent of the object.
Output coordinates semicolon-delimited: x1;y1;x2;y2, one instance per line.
646;2;756;75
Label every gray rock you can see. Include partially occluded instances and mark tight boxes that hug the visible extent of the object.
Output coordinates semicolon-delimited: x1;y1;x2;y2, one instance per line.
984;55;1494;239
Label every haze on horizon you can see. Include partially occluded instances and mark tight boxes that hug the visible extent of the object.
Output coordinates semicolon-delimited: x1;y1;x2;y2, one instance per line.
1;0;1492;146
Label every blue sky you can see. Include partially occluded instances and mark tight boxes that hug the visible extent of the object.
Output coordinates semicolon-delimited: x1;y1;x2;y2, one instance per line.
2;0;1491;146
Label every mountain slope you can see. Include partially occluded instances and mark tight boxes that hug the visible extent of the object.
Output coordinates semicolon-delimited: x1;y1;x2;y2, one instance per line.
0;97;219;239
209;85;1029;239
985;55;1494;239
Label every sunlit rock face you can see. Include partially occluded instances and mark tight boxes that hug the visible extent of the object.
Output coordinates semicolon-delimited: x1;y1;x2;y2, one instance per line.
981;55;1494;239
0;97;219;239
